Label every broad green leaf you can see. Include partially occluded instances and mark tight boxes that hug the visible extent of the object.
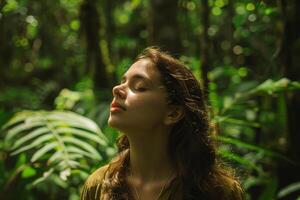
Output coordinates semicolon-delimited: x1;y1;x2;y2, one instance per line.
12;127;49;150
6;121;45;141
249;78;300;95
218;149;261;172
61;137;102;160
216;136;294;163
21;166;37;178
2;111;36;129
58;159;80;169
11;134;53;155
243;176;264;190
48;151;83;166
48;151;63;164
67;153;84;160
47;120;104;137
55;127;107;146
30;168;54;187
31;142;58;162
50;173;68;188
66;146;98;160
3;109;108;187
277;182;300;199
47;111;101;133
215;116;260;127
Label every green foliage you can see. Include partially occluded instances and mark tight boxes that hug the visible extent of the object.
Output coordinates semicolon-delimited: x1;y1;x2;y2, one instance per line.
1;0;300;199
277;182;300;199
249;78;300;96
209;61;300;199
1;110;111;197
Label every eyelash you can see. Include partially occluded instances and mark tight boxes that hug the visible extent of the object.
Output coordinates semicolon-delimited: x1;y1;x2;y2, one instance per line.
119;81;147;92
134;82;147;91
135;87;146;92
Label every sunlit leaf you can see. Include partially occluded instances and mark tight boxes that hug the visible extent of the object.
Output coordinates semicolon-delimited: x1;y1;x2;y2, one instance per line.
31;142;58;162
277;182;300;199
12;127;49;150
249;78;300;95
3;110;108;186
218;149;261;172
21;166;37;178
216;136;295;164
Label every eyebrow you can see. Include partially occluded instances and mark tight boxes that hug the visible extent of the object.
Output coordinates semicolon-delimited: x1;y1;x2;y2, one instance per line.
121;74;153;85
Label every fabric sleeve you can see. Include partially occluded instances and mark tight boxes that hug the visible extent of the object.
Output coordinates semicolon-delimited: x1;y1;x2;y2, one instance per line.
80;165;109;200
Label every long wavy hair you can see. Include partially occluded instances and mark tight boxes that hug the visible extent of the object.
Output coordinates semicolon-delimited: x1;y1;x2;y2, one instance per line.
102;47;243;200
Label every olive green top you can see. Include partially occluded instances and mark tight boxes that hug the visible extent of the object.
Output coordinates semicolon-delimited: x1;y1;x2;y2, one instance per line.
80;165;243;200
80;165;113;200
80;164;170;200
80;165;110;200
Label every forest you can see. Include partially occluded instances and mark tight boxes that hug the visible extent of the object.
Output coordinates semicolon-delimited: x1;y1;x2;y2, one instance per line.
0;0;300;199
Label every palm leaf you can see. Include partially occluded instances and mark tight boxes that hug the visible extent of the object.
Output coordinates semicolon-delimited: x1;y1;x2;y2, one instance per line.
277;182;300;199
12;127;49;150
217;149;262;173
3;110;109;182
216;135;296;164
11;134;53;155
6;121;45;141
31;142;58;162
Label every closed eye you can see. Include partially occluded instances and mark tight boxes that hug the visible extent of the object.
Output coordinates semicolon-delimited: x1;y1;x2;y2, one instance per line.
135;87;147;92
133;81;148;92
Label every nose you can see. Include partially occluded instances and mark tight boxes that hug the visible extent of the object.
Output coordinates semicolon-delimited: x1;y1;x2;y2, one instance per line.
112;84;126;99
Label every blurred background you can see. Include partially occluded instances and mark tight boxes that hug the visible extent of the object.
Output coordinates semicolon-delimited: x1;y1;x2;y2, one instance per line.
1;0;300;199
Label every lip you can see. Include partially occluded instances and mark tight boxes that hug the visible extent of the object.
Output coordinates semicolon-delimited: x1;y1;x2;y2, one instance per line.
110;100;126;111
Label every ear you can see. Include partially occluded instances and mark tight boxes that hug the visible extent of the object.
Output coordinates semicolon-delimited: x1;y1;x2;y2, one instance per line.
164;105;185;126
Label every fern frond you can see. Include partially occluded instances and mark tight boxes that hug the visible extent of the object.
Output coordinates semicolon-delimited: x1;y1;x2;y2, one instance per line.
3;110;109;182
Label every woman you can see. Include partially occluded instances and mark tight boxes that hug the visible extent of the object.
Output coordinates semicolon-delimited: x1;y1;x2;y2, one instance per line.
81;47;243;200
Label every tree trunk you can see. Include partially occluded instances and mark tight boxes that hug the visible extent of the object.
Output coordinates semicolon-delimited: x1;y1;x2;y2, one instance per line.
80;0;109;89
148;0;182;55
0;1;13;89
199;0;210;98
277;0;300;199
103;0;114;56
225;0;235;64
100;0;117;86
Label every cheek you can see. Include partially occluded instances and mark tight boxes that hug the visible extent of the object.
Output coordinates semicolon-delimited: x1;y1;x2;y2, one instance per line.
108;92;168;131
128;93;167;116
132;95;166;109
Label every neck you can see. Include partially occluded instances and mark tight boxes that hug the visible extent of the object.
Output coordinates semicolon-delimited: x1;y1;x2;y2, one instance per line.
126;127;174;182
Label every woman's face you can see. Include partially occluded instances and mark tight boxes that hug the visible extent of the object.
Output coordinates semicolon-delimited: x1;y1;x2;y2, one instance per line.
108;58;170;134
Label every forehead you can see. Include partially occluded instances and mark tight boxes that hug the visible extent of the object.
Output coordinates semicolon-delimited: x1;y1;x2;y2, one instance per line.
124;59;162;84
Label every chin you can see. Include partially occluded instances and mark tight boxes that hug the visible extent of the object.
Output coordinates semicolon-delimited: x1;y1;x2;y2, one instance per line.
107;117;116;127
108;119;136;135
108;117;123;130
